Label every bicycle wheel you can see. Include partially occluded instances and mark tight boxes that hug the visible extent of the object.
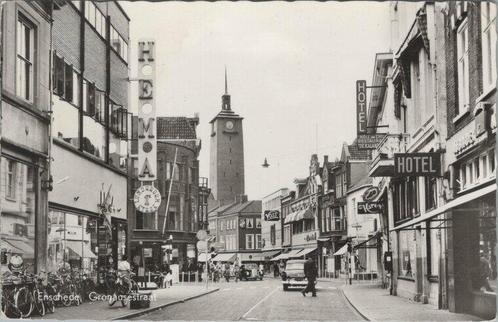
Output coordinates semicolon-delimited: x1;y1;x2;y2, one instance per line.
14;287;34;318
33;289;45;316
60;285;72;307
108;292;117;306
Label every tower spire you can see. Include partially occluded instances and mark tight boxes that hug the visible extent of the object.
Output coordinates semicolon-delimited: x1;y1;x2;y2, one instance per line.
224;65;228;94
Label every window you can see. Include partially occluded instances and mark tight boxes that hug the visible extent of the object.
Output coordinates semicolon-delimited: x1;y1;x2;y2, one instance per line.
335;173;342;197
1;159;36;274
426;219;441;277
457;149;496;192
270;225;276;245
256;234;262;249
457;19;470;115
398;230;415;278
246;234;254;250
425;177;437;211
110;25;128;63
6;159;17;199
481;2;497;90
246;218;253;229
136;211;157;230
255;218;261;228
16;16;34;101
85;1;106;38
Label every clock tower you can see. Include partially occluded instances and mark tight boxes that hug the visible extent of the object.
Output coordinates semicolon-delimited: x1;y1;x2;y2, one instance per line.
209;69;245;205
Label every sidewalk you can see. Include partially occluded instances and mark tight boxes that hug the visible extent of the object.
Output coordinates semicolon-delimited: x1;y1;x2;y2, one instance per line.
341;284;482;321
39;284;219;320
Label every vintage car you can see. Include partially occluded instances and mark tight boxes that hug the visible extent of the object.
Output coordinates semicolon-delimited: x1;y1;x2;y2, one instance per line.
281;259;311;291
240;263;263;281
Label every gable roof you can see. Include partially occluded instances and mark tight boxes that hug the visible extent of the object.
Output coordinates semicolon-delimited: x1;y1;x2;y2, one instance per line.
157;117;198;140
224;200;262;215
341;139;372;161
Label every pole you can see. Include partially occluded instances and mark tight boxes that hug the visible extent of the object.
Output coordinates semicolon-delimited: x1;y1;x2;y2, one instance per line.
205;245;208;289
162;147;178;236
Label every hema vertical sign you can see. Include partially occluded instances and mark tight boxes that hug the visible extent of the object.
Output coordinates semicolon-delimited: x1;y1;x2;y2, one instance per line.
138;40;157;181
394;153;441;177
356;80;367;135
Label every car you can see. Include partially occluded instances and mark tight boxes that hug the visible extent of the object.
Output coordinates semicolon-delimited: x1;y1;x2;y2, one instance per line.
281;259;312;291
240;263;263;281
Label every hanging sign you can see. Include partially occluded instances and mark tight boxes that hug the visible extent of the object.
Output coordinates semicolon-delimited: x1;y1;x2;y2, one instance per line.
394;153;441;177
362;186;380;202
356;80;367;135
357;202;383;214
138;39;157;181
357;134;386;150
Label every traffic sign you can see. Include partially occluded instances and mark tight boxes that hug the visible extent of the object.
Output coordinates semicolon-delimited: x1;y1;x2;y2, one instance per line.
197;240;208;251
196;230;208;241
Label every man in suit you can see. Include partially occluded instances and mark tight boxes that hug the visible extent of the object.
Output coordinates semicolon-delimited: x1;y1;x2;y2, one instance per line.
302;257;318;297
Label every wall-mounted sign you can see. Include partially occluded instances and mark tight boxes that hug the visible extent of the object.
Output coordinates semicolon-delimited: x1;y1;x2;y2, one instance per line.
356;80;367;135
305;232;317;242
394;153;441;177
357;202;383;214
362;186;380;202
264;210;280;221
138;40;157;181
357;134;386;150
143;248;153;257
134;185;162;213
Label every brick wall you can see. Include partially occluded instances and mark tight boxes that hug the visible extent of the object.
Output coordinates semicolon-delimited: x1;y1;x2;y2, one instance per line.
445;2;484;139
53;3;81;69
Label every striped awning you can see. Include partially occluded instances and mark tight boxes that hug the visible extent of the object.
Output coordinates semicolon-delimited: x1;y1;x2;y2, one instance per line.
212;253;237;262
286;249;305;259
333;244;348;256
284;207;312;224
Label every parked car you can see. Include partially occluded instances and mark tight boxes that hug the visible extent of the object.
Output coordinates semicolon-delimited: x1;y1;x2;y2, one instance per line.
240;264;263;281
281;260;311;291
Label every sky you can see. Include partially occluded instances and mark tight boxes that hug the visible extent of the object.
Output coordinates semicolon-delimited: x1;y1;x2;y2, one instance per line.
120;1;391;200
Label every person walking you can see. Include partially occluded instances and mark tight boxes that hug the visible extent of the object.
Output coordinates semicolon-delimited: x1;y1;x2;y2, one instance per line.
301;257;318;297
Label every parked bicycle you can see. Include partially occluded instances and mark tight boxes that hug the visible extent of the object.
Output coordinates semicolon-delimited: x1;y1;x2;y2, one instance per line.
108;271;139;307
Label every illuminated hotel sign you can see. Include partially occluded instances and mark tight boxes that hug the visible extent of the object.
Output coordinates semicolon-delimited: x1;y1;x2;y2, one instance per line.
137;40;157;181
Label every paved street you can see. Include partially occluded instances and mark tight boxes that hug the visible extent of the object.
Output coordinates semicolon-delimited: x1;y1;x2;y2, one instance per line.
133;278;364;321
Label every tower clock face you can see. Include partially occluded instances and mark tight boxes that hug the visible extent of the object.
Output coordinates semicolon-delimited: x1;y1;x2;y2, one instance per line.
225;121;234;130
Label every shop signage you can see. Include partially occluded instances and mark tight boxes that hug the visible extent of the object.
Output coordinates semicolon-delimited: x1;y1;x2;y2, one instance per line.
264;210;280;221
305;232;317;242
143;248;153;257
134;185;162;213
362;186;380;202
357;202;383;214
357;134;386;150
356;80;367;135
394;153;441;177
138;40;157;182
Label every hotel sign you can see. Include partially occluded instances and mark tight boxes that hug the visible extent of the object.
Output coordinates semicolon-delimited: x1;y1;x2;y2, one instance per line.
137;40;157;182
264;210;280;221
394;153;441;177
356;80;367;135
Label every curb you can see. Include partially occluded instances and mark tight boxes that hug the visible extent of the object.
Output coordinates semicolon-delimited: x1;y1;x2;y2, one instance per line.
339;286;371;322
111;287;220;320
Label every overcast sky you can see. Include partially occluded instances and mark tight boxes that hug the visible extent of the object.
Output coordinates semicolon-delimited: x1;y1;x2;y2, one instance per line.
121;1;391;200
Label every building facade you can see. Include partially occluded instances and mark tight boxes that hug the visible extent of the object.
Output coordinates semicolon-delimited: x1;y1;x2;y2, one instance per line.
1;0;52;275
129;116;201;273
48;1;130;280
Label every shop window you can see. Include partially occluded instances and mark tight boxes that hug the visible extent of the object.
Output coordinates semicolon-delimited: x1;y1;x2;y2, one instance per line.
481;2;497;90
16;15;34;102
426;219;441;278
1;158;36;274
398;230;415;278
474;201;496;293
425;177;437;211
457;19;470;116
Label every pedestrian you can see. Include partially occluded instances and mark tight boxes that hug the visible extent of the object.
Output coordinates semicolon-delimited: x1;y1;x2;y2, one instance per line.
234;263;240;283
273;263;279;278
301;257;318;297
164;270;173;288
224;262;231;282
479;252;493;292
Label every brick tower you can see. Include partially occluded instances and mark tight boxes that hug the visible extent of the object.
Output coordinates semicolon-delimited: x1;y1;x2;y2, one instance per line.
209;69;245;205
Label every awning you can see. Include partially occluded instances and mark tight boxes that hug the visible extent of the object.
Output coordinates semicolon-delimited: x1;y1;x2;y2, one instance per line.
3;239;34;259
333;244;348;256
271;253;289;261
287;248;305;259
298;248;316;257
394;183;496;231
212;253;237;262
239;253;263;262
317;237;331;242
284;209;301;224
261;250;281;260
295;207;313;221
354;232;380;250
65;241;97;259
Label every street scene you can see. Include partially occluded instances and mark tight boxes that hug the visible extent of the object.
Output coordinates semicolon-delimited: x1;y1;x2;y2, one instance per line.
0;0;496;321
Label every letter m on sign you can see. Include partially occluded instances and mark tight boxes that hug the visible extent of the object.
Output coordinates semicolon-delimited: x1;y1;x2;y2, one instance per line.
138;118;155;139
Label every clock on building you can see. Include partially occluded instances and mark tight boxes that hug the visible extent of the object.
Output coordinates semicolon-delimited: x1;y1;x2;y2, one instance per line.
225;121;234;130
133;185;162;213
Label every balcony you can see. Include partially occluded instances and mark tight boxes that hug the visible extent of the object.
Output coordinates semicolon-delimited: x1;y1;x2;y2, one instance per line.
369;134;410;177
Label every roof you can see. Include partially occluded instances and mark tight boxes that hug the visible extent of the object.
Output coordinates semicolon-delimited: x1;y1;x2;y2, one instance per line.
224;200;262;215
345;139;372;160
157;117;198;140
348;175;373;193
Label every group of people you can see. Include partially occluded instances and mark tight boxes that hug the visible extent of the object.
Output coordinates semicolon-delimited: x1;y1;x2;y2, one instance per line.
204;261;241;282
